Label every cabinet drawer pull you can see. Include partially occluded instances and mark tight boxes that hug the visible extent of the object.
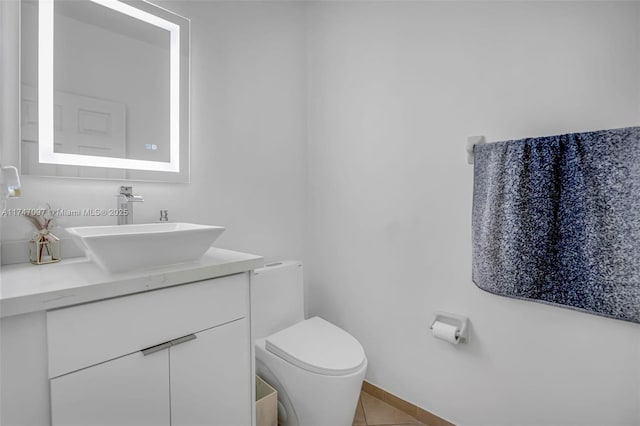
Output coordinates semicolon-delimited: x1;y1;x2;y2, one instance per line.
141;334;197;356
170;334;197;347
141;341;172;356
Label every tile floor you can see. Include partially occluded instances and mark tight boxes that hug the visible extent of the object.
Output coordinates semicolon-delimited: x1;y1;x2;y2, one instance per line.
353;391;426;426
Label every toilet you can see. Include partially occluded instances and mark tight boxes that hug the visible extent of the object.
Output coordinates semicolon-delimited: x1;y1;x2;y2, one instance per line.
251;261;367;426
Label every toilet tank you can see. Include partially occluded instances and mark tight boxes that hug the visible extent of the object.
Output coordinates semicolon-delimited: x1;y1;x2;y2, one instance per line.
251;261;305;340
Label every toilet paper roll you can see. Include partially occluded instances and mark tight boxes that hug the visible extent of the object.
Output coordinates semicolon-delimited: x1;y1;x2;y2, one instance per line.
432;321;460;344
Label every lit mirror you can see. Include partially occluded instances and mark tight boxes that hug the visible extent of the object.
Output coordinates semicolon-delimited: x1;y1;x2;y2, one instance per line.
21;0;190;182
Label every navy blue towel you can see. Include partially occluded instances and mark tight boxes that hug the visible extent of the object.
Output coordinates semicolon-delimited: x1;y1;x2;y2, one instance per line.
472;127;640;323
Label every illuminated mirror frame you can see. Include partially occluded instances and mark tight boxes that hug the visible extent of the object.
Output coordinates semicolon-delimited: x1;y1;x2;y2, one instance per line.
38;0;181;172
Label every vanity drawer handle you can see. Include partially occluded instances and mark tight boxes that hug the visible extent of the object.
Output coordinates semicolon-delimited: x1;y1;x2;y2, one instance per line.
141;334;197;356
169;333;197;346
141;341;172;356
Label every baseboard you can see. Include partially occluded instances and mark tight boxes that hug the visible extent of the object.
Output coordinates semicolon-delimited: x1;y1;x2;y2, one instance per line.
362;381;455;426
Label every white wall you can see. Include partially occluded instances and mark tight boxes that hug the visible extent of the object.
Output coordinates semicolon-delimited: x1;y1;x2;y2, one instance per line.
637;5;640;417
1;1;307;263
0;0;20;267
306;2;640;425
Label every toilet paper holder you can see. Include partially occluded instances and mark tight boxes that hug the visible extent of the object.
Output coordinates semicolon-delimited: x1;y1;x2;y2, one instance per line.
429;311;469;344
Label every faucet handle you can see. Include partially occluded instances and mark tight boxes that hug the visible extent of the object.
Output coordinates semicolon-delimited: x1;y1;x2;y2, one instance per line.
118;186;143;201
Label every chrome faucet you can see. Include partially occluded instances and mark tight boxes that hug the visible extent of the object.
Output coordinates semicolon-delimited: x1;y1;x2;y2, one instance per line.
117;186;144;225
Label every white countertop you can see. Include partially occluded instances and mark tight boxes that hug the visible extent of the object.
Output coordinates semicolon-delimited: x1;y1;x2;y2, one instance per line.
0;247;264;318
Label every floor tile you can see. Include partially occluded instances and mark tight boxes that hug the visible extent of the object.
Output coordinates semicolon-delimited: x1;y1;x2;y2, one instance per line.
360;391;423;425
352;396;367;425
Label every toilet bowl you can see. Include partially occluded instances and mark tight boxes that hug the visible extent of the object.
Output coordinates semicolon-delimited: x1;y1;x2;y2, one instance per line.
251;261;367;426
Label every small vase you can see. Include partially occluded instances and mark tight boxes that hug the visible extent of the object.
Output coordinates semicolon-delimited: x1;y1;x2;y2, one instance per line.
29;236;61;265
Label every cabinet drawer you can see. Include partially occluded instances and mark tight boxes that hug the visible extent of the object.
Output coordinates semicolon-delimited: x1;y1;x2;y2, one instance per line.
47;273;248;378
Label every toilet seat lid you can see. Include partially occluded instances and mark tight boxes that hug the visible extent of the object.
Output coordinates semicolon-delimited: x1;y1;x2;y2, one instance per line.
265;317;366;376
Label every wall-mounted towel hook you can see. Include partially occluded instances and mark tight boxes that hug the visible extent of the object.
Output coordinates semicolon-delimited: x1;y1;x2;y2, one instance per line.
466;136;486;165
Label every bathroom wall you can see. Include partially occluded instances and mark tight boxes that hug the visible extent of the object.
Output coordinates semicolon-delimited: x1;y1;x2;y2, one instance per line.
0;0;19;267
0;1;307;263
637;8;640;416
306;2;640;425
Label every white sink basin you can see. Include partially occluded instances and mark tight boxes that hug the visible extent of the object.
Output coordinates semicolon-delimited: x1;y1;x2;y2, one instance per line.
66;223;225;273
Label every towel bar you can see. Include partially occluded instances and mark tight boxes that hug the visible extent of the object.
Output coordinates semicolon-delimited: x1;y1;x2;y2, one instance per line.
466;136;486;165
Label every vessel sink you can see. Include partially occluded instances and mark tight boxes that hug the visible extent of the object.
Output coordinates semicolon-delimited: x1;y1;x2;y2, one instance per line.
66;223;225;273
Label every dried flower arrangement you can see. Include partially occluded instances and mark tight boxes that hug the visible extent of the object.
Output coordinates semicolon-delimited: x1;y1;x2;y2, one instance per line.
25;204;61;264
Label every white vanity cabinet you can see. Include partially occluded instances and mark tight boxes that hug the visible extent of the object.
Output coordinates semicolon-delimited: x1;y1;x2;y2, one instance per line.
47;273;252;426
